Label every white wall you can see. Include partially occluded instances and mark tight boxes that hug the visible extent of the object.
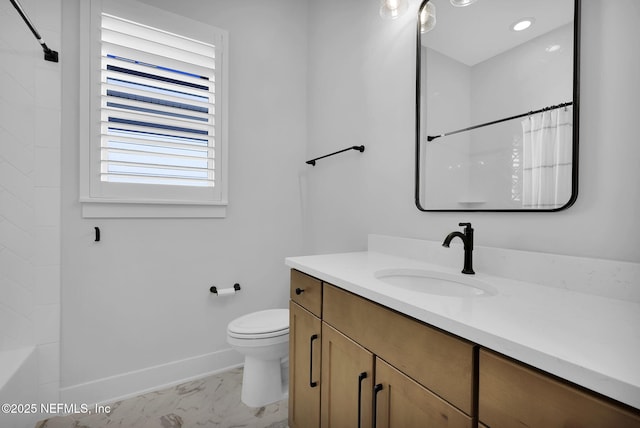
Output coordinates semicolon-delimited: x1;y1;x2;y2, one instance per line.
60;0;307;403
306;0;640;263
305;0;419;254
0;0;62;417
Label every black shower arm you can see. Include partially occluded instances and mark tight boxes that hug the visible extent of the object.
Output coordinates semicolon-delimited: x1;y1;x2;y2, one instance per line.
10;0;59;62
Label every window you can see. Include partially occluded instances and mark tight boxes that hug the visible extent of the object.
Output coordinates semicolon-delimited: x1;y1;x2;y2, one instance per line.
80;0;228;218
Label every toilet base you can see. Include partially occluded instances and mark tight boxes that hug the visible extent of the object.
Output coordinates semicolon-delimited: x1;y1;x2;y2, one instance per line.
241;356;286;407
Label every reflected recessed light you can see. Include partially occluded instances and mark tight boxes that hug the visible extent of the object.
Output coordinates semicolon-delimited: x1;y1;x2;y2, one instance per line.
511;18;535;32
450;0;478;7
546;44;561;52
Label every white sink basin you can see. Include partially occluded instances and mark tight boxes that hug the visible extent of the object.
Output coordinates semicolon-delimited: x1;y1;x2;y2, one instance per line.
374;268;497;297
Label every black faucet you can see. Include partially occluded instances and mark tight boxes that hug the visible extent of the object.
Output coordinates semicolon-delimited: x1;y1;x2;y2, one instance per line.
442;223;475;275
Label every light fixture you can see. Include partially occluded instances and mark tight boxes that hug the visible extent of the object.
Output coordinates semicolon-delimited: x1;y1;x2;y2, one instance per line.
420;2;436;33
379;0;409;20
511;18;535;32
450;0;478;7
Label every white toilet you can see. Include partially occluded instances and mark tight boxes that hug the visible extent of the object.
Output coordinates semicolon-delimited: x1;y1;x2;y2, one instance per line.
227;308;289;407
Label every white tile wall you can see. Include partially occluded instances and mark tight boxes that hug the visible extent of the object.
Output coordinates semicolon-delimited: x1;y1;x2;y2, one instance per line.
0;0;62;416
37;342;60;385
35;265;61;306
35;304;60;345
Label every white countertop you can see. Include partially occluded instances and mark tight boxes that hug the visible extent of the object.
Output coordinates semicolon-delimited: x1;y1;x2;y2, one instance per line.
285;247;640;409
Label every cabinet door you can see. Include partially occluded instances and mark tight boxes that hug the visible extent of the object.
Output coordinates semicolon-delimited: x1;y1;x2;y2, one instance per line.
289;301;322;428
374;358;473;428
321;323;374;428
479;349;640;428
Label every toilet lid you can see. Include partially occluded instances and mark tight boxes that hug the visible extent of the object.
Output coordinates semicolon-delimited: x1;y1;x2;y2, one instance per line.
228;309;289;338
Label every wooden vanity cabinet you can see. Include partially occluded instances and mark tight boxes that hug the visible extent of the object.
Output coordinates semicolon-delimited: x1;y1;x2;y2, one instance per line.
290;269;640;428
289;270;322;428
289;269;475;428
478;349;640;428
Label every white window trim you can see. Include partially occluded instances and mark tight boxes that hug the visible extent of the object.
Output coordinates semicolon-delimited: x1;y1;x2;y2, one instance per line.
79;0;228;218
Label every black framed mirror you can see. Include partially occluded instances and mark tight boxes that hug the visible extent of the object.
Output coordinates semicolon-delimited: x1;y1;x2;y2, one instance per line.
416;0;580;211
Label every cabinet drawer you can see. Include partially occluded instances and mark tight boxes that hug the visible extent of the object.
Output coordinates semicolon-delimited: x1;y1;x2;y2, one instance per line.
479;349;640;428
290;269;322;317
323;284;475;415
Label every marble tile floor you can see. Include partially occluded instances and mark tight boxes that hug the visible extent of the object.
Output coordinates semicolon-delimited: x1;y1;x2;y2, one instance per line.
35;368;288;428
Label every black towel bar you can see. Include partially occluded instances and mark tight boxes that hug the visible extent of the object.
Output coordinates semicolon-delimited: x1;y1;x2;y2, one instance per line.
306;145;365;166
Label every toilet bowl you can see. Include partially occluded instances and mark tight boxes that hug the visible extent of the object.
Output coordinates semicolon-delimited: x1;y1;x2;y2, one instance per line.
227;309;289;407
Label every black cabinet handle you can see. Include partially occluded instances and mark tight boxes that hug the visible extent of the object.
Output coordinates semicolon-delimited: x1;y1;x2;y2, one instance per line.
295;287;304;295
358;372;368;428
309;334;319;387
373;383;383;428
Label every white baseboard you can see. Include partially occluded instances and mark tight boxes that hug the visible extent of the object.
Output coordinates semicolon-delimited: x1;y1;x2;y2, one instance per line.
60;348;243;407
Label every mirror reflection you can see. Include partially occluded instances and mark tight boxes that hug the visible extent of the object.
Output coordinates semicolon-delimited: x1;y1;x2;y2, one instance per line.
416;0;579;211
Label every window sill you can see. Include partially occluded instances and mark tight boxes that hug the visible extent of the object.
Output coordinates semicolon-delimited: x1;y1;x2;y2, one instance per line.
81;200;227;218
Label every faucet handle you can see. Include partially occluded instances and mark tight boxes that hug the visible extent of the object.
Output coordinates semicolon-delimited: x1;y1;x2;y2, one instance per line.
458;222;472;229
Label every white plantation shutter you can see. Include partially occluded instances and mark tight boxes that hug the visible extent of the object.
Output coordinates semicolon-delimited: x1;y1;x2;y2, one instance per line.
101;14;216;187
80;0;228;217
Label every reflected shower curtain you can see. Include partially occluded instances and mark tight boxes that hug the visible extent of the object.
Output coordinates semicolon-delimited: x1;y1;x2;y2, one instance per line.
521;107;572;208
